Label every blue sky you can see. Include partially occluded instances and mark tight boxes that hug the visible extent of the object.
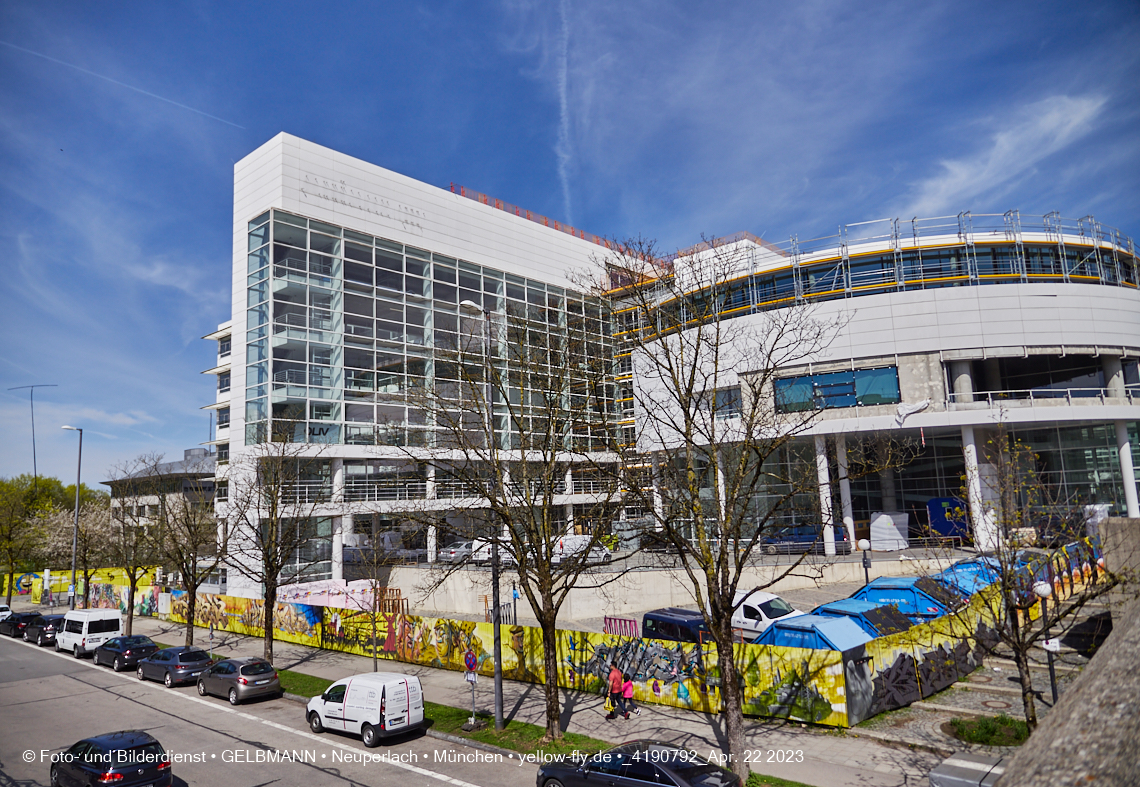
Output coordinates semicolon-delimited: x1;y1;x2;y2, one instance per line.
2;0;1138;485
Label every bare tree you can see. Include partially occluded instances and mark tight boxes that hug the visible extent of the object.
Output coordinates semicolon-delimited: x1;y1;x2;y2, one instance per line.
588;236;844;779
105;456;170;636
943;425;1123;730
225;431;333;663
391;292;623;741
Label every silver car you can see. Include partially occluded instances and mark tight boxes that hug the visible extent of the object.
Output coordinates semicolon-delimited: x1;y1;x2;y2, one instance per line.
439;541;473;563
197;657;282;704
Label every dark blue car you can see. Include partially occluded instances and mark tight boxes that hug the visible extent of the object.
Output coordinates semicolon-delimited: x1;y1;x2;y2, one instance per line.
50;730;171;787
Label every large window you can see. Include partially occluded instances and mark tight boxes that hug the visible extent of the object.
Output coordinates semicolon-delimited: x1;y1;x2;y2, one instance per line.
775;367;900;412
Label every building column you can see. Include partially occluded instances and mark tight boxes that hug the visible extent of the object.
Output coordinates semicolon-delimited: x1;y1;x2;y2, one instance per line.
1104;356;1126;398
1115;421;1140;518
426;464;437;562
815;435;836;556
836;435;856;546
962;425;999;551
950;360;974;404
331;458;345;581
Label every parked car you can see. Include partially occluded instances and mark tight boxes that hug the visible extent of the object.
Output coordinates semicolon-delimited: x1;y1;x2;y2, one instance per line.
552;535;613;565
50;730;172;787
94;635;159;672
438;540;474;563
57;609;122;658
0;611;41;638
642;608;710;643
760;525;853;555
306;672;425;747
471;538;519;567
136;647;213;687
0;603;11;621
731;590;806;638
24;614;65;646
536;740;742;787
197;657;282;705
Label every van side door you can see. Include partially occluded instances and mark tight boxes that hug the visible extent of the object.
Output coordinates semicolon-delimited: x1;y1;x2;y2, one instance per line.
344;681;377;733
320;683;348;730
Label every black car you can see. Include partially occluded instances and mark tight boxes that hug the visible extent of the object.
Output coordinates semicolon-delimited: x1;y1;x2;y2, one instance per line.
23;614;65;646
537;741;742;787
0;612;40;638
136;646;213;687
50;730;172;787
94;635;159;672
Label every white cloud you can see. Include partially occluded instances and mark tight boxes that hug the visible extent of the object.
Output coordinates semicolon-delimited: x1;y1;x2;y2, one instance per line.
897;95;1106;218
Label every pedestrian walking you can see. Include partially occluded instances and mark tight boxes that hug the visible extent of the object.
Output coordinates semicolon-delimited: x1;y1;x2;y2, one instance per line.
622;673;639;717
606;661;627;720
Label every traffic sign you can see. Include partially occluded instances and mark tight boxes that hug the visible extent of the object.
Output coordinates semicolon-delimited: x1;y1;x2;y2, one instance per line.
464;650;478;671
465;671;478;684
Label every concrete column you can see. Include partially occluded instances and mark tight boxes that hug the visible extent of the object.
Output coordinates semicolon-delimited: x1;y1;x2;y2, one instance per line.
1104;356;1126;398
651;454;664;528
879;467;897;513
715;449;728;524
950;360;974;404
565;503;576;534
331;458;345;581
962;425;999;551
565;466;575;495
1115;421;1140;518
426;465;437;562
815;435;836;556
331;516;344;581
836;435;856;546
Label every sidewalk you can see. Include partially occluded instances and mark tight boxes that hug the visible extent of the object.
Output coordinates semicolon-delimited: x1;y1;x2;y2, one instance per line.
106;612;939;787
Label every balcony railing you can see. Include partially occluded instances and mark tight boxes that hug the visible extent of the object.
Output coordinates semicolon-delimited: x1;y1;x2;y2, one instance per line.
344;479;427;502
949;385;1139;406
280;480;332;504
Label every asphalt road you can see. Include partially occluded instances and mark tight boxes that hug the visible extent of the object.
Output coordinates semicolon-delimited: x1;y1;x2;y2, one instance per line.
0;635;539;787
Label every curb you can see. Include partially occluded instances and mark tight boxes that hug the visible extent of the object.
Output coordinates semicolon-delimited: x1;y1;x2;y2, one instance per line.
279;691;526;761
847;728;955;758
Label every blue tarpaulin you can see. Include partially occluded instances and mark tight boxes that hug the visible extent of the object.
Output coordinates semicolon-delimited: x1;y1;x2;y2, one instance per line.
848;576;967;622
752;614;873;651
936;557;1000;595
811;599;914;637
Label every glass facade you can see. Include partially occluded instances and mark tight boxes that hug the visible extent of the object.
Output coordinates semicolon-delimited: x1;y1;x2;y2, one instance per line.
244;209;614;449
774;367;901;412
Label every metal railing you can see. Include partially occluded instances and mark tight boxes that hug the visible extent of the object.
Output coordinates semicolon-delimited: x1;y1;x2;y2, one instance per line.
280;480;332;504
343;479;427;502
949;386;1139;405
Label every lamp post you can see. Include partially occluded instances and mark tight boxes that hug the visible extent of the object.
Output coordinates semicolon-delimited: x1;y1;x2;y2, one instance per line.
1033;581;1059;705
459;299;504;731
61;425;83;610
858;538;872;586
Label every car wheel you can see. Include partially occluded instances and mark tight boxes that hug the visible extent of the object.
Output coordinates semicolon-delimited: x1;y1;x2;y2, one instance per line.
164;672;174;688
308;712;324;733
74;644;83;659
22;630;29;641
766;545;778;555
50;765;60;787
137;665;146;681
37;633;44;646
55;639;61;652
197;680;208;696
229;688;240;706
542;780;566;787
361;722;378;748
113;657;123;672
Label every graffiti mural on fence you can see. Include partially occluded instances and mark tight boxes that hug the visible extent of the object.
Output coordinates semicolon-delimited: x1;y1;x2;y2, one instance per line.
168;590;322;648
84;584;159;617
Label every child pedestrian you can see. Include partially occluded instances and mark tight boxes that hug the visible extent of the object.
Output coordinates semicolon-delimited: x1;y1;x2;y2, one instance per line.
622;673;639;718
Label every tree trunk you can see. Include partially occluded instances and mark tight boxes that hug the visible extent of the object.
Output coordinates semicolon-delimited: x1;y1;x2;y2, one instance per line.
184;584;198;647
263;581;276;663
125;577;137;636
715;630;749;780
538;609;563;742
5;568;14;606
1005;594;1037;730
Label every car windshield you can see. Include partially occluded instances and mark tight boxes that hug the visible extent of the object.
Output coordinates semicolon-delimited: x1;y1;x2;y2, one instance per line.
760;598;796;618
241;662;275;676
180;651;209;663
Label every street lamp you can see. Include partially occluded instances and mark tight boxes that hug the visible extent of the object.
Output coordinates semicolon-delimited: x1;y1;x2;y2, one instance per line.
61;425;83;610
858;538;872;586
459;299;504;732
1033;581;1059;704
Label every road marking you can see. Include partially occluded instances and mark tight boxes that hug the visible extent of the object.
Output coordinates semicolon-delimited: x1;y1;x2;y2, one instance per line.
8;637;483;787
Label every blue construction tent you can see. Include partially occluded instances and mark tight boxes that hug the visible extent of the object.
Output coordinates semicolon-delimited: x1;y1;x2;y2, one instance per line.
752;614;873;650
811;599;914;637
936;557;1000;595
848;576;967;622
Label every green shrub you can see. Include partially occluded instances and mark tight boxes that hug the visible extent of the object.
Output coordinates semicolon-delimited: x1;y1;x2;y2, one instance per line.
949;714;1030;746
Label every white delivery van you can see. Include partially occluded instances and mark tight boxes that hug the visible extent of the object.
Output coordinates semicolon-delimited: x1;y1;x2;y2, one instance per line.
57;609;123;658
306;672;424;747
731;590;805;639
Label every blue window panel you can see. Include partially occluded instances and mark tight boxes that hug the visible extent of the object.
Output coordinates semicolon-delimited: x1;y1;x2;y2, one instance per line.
775;377;814;412
855;367;901;405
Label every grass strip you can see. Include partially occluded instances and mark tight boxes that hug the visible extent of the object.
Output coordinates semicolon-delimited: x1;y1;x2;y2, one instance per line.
745;774;816;787
948;714;1029;746
422;700;609;758
278;669;333;698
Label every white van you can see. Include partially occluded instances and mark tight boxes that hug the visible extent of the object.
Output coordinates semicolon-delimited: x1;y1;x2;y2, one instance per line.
731;590;805;639
57;609;123;658
306;673;425;747
551;535;613;565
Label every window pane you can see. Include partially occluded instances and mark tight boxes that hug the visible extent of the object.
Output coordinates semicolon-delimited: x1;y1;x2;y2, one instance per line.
855;367;901;405
273;222;307;248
